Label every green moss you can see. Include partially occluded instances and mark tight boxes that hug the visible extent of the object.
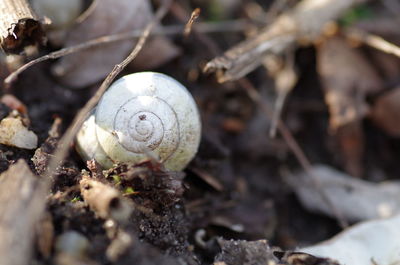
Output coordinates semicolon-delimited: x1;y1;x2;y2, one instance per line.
123;187;135;195
112;175;121;185
70;196;81;203
340;5;374;27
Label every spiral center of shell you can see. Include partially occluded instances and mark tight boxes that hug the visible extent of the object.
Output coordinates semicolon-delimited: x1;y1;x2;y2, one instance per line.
128;112;160;143
112;96;180;155
133;118;152;136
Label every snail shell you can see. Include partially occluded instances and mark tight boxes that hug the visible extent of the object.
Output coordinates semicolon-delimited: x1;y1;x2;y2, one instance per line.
76;72;201;171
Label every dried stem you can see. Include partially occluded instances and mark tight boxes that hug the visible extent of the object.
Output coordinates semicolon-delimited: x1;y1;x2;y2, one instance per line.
5;20;247;86
346;28;400;58
43;0;173;180
0;0;45;53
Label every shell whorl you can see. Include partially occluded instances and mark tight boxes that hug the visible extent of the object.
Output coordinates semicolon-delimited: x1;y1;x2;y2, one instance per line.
113;95;180;158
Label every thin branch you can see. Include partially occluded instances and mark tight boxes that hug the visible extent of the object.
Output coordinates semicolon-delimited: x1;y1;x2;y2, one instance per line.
43;0;173;180
346;28;400;58
4;20;247;86
269;51;297;138
183;7;200;37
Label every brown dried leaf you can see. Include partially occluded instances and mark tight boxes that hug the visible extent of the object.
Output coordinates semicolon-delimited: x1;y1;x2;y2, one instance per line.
318;37;383;177
370;87;400;137
52;0;179;88
317;36;382;130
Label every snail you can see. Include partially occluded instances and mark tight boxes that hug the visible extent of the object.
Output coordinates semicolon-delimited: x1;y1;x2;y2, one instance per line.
76;72;201;171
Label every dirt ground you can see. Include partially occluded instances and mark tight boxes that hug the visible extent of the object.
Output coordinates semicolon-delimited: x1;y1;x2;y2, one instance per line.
0;0;399;264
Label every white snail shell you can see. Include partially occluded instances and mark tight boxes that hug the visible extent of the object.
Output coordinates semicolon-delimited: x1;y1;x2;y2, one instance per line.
76;72;201;171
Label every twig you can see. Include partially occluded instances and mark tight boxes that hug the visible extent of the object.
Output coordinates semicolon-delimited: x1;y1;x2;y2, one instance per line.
0;0;45;53
183;7;200;37
43;0;173;180
4;20;247;86
346;28;400;59
269;51;297;138
189;166;224;192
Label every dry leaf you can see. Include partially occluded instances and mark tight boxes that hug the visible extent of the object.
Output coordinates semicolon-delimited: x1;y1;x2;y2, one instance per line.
370;86;400;137
286;165;400;222
302;214;400;265
318;36;383;177
52;0;179;88
317;36;382;130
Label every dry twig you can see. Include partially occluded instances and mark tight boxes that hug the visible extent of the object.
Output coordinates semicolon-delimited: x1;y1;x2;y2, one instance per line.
346;28;400;59
5;20;247;86
183;7;200;37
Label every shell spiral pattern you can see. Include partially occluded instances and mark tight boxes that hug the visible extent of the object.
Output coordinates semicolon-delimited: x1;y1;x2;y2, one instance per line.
113;96;179;156
76;72;201;171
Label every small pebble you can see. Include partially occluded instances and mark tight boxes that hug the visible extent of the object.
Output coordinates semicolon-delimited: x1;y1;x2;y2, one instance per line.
0;118;38;149
55;231;89;257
